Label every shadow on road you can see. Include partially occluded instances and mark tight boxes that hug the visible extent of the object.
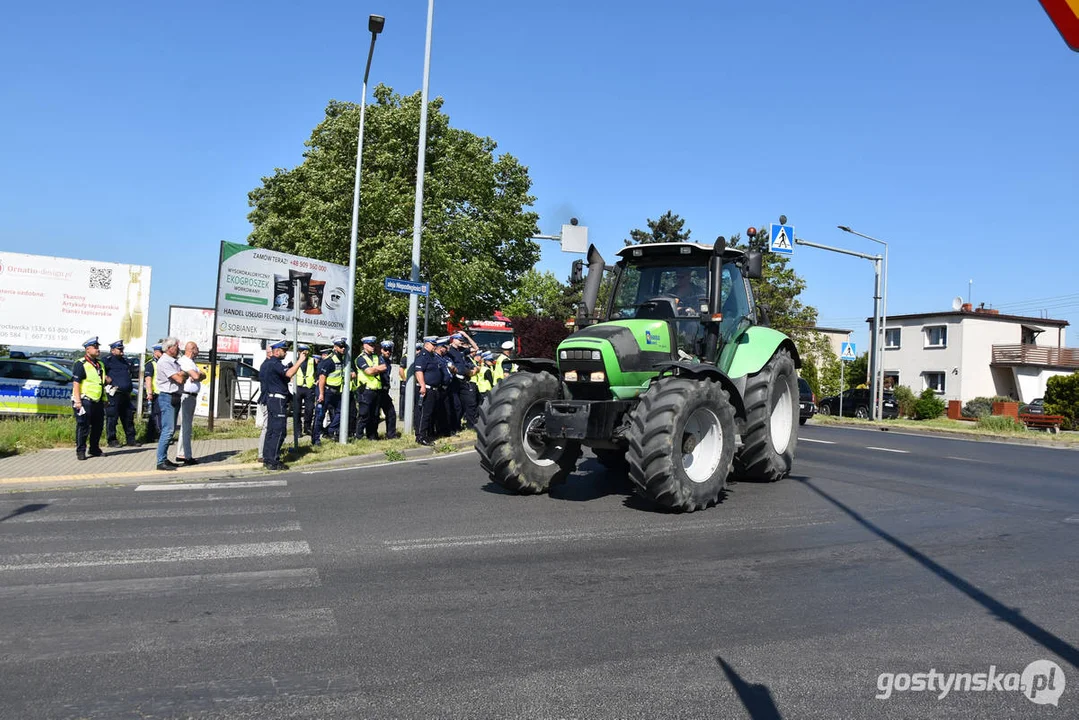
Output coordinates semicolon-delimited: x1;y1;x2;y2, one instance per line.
0;503;49;523
716;656;783;719
794;475;1079;669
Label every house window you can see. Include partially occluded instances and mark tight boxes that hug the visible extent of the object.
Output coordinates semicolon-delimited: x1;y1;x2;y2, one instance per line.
884;371;899;390
884;328;901;349
924;325;947;348
924;371;946;394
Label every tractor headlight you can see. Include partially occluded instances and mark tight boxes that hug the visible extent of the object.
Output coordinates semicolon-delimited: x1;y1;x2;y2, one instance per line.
590;371;605;382
560;350;568;360
591;350;601;360
564;370;578;382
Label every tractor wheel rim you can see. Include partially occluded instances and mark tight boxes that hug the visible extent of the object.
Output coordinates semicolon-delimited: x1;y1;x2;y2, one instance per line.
681;407;723;483
523;402;560;466
771;380;794;454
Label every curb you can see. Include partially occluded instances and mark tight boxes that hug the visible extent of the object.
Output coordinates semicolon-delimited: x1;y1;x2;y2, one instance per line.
0;439;478;492
809;419;1079;451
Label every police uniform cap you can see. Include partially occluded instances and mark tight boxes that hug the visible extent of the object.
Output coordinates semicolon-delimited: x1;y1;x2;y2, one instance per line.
82;337;100;348
422;335;437;344
270;340;289;350
435;336;450;347
380;340;394;349
415;343;423;350
298;344;309;351
451;332;465;340
151;344;163;351
109;340;124;350
361;335;377;345
482;351;495;360
320;347;332;356
501;340;515;351
332;337;347;347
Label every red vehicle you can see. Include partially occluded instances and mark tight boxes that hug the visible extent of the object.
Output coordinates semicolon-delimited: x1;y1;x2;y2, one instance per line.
447;311;519;354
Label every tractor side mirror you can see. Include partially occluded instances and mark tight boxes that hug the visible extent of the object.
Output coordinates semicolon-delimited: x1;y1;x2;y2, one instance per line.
570;259;583;285
746;250;763;279
757;303;772;327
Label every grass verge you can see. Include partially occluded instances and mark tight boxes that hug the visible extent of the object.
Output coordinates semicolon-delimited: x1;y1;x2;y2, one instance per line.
808;413;1078;443
234;429;477;469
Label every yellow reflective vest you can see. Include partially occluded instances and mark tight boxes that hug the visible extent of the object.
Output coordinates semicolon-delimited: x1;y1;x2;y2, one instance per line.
324;355;345;388
356;353;382;390
473;365;493;394
296;359;316;388
78;358;105;402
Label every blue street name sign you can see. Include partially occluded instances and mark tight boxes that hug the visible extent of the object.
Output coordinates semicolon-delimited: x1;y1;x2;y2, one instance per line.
384;277;429;296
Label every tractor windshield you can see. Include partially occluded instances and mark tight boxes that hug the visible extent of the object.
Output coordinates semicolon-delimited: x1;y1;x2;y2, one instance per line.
608;262;751;359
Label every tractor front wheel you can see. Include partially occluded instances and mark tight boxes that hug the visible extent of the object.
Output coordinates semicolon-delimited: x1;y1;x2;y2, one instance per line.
475;372;582;494
734;348;798;482
625;376;736;512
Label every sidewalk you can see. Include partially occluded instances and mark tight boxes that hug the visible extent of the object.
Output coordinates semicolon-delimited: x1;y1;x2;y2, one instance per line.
0;437;262;486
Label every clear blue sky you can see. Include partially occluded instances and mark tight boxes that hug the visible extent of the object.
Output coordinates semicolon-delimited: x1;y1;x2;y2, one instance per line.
2;0;1076;351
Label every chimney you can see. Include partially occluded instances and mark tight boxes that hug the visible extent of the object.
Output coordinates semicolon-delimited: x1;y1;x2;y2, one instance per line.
961;303;973;312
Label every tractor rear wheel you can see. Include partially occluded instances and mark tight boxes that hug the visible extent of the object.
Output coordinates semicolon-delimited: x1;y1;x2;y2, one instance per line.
625;376;736;512
734;348;798;482
475;372;582;494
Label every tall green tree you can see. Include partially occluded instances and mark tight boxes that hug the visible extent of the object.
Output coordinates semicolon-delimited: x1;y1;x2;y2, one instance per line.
503;269;572;319
247;85;541;344
728;227;820;349
624;210;692;245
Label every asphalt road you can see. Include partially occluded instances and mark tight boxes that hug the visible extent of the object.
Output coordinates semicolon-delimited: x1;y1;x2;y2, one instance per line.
1;425;1077;719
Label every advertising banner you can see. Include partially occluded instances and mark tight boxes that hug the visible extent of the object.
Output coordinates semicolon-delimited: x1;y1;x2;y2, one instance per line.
168;306;215;349
214;242;349;344
0;251;152;352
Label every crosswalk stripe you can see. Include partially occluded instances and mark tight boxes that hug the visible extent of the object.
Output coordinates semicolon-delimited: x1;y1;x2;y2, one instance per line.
0;568;321;604
0;541;311;571
0;521;304;544
135;480;288;491
12;504;295;523
0;607;337;662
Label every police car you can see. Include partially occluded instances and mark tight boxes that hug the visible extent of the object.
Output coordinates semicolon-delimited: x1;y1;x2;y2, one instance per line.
0;354;75;416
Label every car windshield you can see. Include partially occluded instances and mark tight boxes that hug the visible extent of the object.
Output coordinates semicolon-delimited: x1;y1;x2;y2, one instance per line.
468;330;513;352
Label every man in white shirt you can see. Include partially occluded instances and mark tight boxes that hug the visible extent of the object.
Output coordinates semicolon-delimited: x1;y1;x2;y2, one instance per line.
176;341;203;465
154;337;187;471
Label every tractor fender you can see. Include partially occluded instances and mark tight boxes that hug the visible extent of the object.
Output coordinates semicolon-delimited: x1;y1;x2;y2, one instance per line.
652;361;747;419
726;327;802;378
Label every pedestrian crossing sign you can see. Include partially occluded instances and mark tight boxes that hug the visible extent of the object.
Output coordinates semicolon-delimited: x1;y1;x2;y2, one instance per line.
841;341;857;361
769;223;794;255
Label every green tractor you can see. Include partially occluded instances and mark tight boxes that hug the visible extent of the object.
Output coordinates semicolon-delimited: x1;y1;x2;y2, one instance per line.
475;235;800;512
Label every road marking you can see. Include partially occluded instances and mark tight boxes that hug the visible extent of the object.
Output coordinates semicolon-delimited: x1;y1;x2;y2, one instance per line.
800;438;835;444
12;504;295;523
0;541;311;571
0;521;304;543
385;519;835;552
1065;516;1079;524
944;456;991;463
0;568;321;603
303;448;477;474
135;480;287;491
865;446;909;454
0;463;250;485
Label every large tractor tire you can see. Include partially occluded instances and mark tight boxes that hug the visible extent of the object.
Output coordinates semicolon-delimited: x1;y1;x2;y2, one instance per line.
625;376;736;512
475;372;582;494
734;348;798;482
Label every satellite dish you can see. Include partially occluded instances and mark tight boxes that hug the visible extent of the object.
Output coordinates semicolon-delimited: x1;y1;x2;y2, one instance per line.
951;296;963;311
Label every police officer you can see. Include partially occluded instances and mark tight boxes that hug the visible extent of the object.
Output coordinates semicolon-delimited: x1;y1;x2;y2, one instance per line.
354;336;384;440
414;335;444;445
102;340;139;447
293;344;317;435
313;338;348;445
434;336;455;437
72;337;110;461
493;339;516;385
143;343;163;441
446;332;479;431
473;351;495;407
376;340;398;439
260;340;307;470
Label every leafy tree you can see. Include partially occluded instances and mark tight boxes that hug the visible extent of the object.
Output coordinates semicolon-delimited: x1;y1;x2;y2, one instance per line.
510;315;571;359
817;345;843;399
247;85;541;344
0;344;8;357
728;227;820;348
799;357;820;399
1045;371;1079;430
624;210;692;245
844;351;869;390
503;269;572;319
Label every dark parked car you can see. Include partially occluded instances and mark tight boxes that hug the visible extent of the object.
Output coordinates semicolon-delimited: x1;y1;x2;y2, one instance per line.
817;388;900;420
1020;398;1044;415
798;377;816;425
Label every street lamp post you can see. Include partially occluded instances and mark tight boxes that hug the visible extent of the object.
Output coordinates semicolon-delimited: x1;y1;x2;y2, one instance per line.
839;226;889;422
402;0;435;436
341;14;386;444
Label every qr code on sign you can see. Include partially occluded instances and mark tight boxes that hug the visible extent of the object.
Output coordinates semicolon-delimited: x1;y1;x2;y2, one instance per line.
88;267;112;290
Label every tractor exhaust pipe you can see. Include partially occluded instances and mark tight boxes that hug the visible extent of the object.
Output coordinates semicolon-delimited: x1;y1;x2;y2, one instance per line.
578;244;606;326
704;236;726;360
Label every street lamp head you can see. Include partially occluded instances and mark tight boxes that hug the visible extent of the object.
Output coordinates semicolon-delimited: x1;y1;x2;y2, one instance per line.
837;225;852;233
369;15;385;34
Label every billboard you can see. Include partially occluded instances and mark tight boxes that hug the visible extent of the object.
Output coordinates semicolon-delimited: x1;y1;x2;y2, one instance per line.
167;306;242;354
0;251;152;352
215;242;349;344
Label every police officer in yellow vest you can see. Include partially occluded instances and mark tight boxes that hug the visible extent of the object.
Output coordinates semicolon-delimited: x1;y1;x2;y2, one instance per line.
473;351;495;406
71;337;111;461
354;336;385;440
294;344;317;435
313;338;348;446
492;340;516;384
